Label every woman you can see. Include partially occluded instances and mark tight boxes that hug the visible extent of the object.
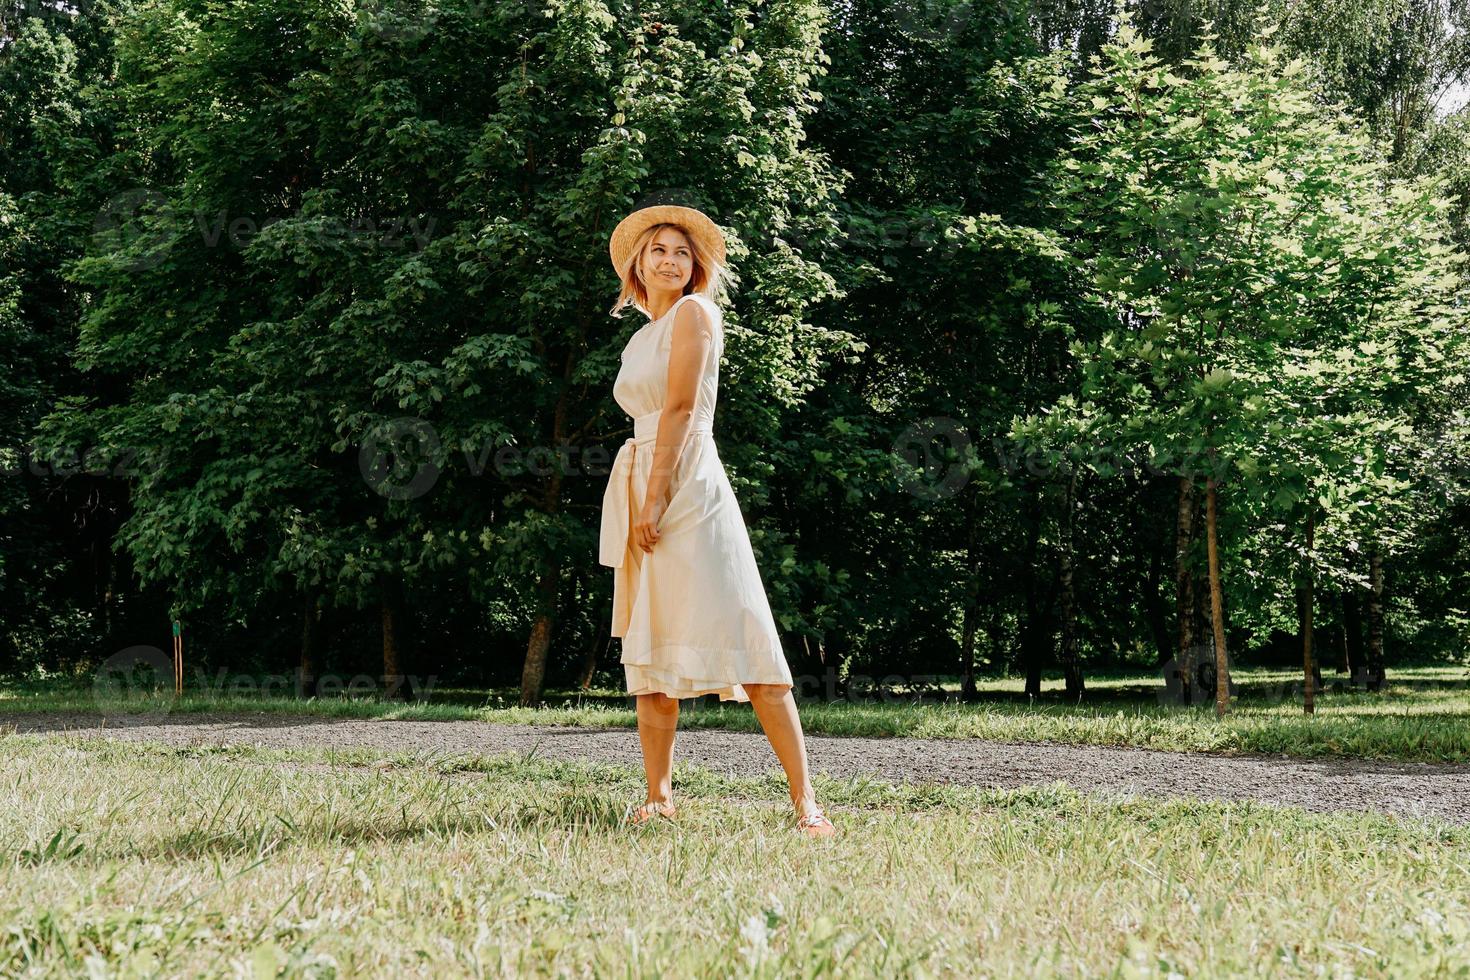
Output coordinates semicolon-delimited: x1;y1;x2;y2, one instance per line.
599;203;836;839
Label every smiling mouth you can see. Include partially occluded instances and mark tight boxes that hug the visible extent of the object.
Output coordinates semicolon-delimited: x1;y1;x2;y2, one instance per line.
660;272;678;278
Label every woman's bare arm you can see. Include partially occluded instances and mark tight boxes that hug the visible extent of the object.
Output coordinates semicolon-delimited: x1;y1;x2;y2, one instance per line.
633;301;716;552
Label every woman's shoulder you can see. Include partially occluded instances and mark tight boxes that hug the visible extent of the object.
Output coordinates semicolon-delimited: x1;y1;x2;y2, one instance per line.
676;293;723;327
658;294;723;351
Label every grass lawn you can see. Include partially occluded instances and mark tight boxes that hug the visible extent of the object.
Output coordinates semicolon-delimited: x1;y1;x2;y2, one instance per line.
2;732;1467;976
4;666;1469;763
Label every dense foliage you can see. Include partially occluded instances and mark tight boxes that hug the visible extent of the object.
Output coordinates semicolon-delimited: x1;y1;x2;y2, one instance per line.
3;0;1466;707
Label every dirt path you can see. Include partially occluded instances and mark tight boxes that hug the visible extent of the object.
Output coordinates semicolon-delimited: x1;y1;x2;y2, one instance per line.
6;710;1469;825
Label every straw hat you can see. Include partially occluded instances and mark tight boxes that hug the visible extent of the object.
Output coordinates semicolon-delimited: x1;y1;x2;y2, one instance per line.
608;203;726;275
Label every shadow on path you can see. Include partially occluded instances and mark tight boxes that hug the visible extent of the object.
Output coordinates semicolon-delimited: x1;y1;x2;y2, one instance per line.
5;710;1468;826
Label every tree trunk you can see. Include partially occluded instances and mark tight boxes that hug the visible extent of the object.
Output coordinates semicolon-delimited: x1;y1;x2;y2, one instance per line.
298;593;322;699
960;525;982;702
578;633;608;690
380;578;411;702
1365;548;1386;691
960;591;980;702
1334;600;1348;674
519;555;562;706
1058;471;1084;700
99;538;119;640
823;630;851;703
978;606;1004;703
1205;476;1230;718
1342;589;1364;679
1172;476;1196;705
1191;492;1212;701
1021;487;1045;699
1144;531;1171;668
519;363;573;707
1300;505;1316;715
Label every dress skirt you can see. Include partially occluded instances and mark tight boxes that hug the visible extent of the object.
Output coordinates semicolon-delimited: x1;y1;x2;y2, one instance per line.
598;294;794;703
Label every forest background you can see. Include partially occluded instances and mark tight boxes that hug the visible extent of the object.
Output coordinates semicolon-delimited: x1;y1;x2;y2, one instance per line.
2;0;1467;709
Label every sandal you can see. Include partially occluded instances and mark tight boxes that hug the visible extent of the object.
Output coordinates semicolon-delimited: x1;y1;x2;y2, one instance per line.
795;807;836;838
625;799;676;826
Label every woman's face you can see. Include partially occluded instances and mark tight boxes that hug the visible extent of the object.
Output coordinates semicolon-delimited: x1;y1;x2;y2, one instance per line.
642;227;693;296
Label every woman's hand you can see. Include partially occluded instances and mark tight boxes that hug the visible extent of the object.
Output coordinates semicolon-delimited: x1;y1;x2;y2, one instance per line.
633;495;667;553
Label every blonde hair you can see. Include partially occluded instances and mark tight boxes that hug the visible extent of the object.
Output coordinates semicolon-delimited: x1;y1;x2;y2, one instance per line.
608;222;732;320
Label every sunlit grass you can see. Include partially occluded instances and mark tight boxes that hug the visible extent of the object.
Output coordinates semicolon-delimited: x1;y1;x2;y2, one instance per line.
3;665;1468;762
0;733;1466;976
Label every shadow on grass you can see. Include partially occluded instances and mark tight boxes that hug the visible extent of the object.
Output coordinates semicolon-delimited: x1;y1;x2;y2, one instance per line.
132;790;699;863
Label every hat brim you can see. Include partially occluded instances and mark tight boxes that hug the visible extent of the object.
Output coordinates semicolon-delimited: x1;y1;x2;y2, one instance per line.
609;204;727;275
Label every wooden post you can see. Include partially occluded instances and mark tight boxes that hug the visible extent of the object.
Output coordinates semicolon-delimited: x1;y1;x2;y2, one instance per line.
172;620;183;696
1205;476;1230;718
1301;505;1316;715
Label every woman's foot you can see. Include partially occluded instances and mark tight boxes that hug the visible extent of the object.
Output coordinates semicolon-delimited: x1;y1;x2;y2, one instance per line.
625;799;676;826
795;806;836;838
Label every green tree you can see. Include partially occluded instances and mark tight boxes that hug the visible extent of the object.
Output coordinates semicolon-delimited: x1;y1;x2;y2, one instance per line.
1;4;145;671
36;0;848;702
1025;9;1468;715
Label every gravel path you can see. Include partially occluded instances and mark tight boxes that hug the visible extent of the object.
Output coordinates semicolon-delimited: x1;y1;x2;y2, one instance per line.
6;710;1469;825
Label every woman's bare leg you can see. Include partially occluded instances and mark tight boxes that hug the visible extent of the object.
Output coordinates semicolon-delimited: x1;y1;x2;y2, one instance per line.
742;683;819;817
635;691;680;805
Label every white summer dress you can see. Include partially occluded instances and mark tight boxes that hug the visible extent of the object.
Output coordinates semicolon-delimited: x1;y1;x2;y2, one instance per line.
598;293;794;702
